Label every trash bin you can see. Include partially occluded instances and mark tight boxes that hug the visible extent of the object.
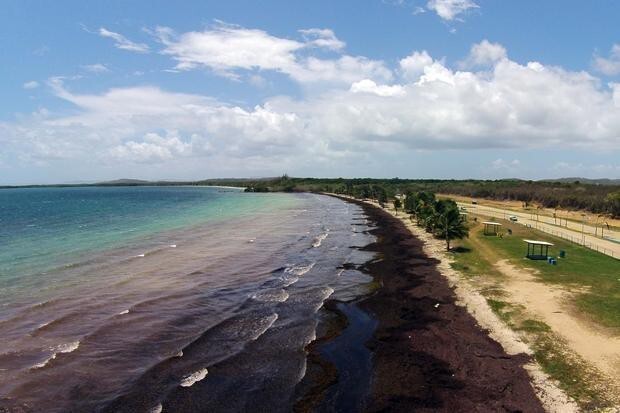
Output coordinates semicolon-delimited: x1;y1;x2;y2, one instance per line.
559;250;566;258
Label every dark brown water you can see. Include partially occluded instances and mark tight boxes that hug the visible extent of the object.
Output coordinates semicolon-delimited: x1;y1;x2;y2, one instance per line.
0;192;375;412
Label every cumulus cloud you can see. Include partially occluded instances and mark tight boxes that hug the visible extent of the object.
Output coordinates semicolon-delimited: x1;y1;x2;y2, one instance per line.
109;132;193;163
460;40;507;68
399;50;435;81
99;27;149;53
593;44;620;76
23;81;39;89
1;79;306;165
154;23;391;85
350;79;405;97
426;0;479;21
3;35;620;174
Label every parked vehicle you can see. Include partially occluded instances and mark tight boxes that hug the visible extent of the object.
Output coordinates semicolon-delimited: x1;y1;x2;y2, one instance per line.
509;215;518;222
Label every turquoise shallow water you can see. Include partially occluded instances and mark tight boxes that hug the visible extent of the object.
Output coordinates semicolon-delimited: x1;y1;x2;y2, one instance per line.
0;186;296;293
0;187;376;412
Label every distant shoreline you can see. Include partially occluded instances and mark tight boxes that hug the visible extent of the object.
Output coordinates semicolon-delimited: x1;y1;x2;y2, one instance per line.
0;183;247;190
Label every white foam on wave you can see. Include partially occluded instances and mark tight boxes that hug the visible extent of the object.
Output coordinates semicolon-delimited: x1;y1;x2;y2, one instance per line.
37;320;52;329
180;367;209;387
249;313;279;341
135;253;145;258
297;358;308;384
118;309;129;315
322;287;335;301
281;276;299;287
312;233;328;248
285;263;315;277
31;340;80;369
251;289;289;303
148;404;163;413
308;287;336;313
169;244;177;248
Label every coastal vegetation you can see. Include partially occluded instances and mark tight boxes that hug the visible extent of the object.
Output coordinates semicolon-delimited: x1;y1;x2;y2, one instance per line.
401;191;469;251
447;214;620;407
331;185;468;251
238;177;620;218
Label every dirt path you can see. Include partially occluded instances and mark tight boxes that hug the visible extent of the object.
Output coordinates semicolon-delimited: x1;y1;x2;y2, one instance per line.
335;196;559;412
494;259;620;392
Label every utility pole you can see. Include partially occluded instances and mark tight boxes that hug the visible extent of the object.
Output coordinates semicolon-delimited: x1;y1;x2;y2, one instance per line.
581;214;586;245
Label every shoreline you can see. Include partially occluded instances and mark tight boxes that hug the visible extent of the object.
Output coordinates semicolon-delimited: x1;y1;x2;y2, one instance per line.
299;194;573;411
390;207;579;412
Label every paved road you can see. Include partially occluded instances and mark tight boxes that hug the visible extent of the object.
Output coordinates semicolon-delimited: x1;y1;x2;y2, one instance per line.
458;202;620;259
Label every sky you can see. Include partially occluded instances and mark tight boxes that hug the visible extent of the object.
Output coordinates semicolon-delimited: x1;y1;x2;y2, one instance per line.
1;0;620;185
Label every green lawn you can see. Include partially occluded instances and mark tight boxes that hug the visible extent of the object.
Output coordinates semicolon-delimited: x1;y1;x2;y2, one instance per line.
446;216;619;407
449;237;502;279
470;218;620;330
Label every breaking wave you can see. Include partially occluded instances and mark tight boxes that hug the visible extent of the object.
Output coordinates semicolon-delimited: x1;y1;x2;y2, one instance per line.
180;367;209;387
31;341;80;369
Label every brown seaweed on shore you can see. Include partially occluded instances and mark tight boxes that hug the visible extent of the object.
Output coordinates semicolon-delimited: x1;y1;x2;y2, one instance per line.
305;196;546;413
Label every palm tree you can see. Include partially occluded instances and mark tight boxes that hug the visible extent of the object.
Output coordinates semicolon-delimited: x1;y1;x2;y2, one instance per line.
393;198;402;215
433;201;468;251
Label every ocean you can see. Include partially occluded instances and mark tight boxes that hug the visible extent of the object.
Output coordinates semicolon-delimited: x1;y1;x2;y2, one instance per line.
0;186;375;412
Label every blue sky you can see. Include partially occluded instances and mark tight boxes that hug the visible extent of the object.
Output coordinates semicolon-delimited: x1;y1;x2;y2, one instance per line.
1;0;619;184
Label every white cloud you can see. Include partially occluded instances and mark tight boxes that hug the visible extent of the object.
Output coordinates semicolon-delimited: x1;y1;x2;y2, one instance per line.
350;79;404;97
290;55;392;84
23;81;39;89
154;23;391;85
593;44;620;76
82;63;110;73
109;132;193;163
399;50;434;81
460;40;507;68
99;27;149;53
426;0;479;21
155;24;302;74
299;28;345;51
1;79;306;166
3;38;620;174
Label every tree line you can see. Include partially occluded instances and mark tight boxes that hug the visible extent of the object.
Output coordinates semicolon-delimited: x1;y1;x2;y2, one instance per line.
237;177;620;218
331;185;468;251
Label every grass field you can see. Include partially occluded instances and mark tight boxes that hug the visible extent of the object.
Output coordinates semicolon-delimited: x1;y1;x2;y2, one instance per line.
454;216;620;330
448;216;620;407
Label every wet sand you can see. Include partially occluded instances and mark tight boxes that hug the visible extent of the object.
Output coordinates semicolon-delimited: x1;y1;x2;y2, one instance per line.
302;196;545;412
